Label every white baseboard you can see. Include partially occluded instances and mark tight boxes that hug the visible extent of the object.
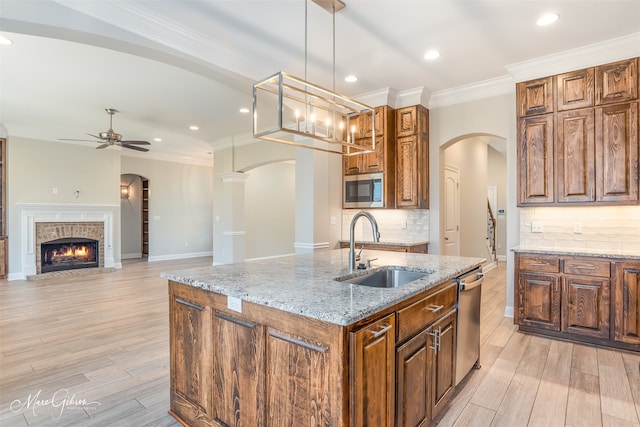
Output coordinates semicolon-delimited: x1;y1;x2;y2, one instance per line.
7;272;26;281
121;252;142;259
245;253;296;262
497;255;507;261
504;305;514;318
148;251;213;262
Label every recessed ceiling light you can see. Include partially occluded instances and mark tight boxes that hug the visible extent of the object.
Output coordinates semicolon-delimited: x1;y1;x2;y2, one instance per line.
0;35;12;45
189;125;199;131
424;49;440;60
239;107;250;114
537;13;559;26
153;137;162;142
345;75;358;83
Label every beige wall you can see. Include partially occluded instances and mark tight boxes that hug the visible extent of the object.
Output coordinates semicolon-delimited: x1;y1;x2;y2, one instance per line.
7;137;122;276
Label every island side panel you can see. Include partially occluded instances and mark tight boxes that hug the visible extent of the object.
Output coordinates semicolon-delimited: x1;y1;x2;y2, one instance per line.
169;281;215;426
168;280;348;427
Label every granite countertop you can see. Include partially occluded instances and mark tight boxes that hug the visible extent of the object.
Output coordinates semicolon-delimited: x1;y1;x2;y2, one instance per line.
512;245;640;260
161;249;484;326
338;240;429;247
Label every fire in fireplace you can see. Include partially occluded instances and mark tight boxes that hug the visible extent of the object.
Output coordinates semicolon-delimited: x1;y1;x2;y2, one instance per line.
40;237;99;273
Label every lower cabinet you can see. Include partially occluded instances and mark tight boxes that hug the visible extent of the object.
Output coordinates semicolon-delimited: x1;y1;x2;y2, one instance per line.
516;252;638;352
614;262;640;345
169;278;465;426
350;314;396;427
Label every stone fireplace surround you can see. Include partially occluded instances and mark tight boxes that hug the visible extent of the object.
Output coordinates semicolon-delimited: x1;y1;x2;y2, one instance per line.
18;204;116;279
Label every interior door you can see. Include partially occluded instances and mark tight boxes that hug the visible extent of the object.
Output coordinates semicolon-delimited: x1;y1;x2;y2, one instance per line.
443;166;460;256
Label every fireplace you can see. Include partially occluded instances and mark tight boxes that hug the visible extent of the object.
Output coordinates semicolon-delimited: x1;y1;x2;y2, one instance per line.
40;237;99;273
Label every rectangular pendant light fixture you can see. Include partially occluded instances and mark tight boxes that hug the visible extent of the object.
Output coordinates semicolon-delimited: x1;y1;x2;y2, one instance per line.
253;71;375;155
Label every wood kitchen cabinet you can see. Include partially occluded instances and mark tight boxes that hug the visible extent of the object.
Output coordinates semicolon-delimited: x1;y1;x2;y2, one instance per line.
515;252;637;352
595;102;639;203
516;76;554;117
350;314;395;427
557;68;594;111
169;286;215;424
396;105;429;209
344;105;395;176
556;108;595;203
395;281;458;426
595;58;638;105
518;114;555;205
517;56;640;206
614;261;640;345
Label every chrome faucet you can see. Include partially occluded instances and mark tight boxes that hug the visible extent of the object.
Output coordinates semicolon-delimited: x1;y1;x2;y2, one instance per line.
349;211;380;272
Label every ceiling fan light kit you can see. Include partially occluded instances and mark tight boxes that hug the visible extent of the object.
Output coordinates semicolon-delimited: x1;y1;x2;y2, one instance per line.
252;0;375;156
60;108;151;152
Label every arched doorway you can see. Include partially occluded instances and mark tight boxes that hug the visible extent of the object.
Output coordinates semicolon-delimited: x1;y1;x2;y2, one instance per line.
121;173;149;260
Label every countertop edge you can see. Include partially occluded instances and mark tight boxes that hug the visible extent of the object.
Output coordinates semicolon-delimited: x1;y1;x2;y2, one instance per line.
512;245;640;260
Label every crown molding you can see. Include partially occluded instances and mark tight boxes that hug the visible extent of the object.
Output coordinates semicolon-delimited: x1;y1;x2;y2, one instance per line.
428;75;514;109
507;32;640;83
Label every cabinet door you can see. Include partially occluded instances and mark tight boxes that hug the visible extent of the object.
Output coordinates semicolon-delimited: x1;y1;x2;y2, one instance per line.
169;291;214;423
397;135;418;207
428;309;457;420
266;328;334;426
362;135;385;173
397;106;417;137
213;311;265;426
517;272;561;331
517;76;554;117
562;276;610;339
396;329;430;427
596;58;638;105
595;102;639;203
518;114;555;204
557;68;594;111
556;108;595;202
363;106;385;138
614;262;640;346
350;314;395;427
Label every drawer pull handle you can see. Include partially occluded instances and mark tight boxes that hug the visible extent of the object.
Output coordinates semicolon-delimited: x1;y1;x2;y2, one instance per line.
370;324;392;338
424;304;444;313
530;262;547;266
574;265;596;270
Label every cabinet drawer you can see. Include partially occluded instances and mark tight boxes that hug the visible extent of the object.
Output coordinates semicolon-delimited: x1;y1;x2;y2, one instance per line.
563;258;611;278
518;255;560;273
397;282;456;343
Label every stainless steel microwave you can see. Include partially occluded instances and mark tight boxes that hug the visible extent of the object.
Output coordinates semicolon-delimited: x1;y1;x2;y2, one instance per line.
344;173;384;208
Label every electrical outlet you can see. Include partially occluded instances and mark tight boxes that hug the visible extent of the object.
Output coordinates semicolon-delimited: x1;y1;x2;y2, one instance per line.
227;296;242;313
330;216;336;225
531;222;544;233
53;187;58;195
401;221;407;229
574;223;582;234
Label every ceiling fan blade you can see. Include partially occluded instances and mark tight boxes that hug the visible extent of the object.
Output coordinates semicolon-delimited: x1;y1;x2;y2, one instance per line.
122;144;149;152
59;138;101;142
96;143;110;149
120;140;151;145
87;133;104;140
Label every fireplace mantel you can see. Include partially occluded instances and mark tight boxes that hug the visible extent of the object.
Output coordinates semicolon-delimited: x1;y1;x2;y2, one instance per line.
18;204;117;278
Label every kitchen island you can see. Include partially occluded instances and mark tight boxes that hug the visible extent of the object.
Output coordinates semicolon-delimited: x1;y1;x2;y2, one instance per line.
162;249;484;426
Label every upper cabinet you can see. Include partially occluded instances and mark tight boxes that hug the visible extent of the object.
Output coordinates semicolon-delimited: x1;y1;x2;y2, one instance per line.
395;105;429;209
596;58;638;105
516;76;554;117
557;68;594;111
344;106;395;176
517;57;640;206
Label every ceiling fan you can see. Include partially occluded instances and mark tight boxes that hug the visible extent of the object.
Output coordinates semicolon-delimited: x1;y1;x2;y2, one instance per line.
60;108;151;152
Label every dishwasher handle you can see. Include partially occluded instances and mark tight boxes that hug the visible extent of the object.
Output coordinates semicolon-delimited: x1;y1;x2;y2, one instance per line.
459;273;484;291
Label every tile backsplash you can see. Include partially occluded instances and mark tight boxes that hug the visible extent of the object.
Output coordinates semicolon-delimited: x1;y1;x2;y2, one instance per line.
519;206;640;253
342;209;429;243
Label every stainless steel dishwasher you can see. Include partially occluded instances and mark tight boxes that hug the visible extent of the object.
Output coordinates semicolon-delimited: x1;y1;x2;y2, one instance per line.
455;269;484;385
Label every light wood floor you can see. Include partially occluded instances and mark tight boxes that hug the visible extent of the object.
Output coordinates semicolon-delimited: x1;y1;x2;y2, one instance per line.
1;258;638;426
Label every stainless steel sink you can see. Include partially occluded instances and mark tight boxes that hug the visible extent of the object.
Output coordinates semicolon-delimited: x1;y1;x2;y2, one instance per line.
336;267;433;288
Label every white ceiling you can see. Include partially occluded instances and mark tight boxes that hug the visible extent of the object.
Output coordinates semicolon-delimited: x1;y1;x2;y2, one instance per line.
1;0;640;164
